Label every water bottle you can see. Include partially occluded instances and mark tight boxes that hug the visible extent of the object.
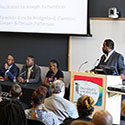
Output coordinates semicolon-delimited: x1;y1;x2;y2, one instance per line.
13;76;16;83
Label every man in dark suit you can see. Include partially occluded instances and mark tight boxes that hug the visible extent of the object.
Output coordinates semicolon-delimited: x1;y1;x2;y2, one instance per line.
0;55;19;81
18;56;41;83
93;39;125;78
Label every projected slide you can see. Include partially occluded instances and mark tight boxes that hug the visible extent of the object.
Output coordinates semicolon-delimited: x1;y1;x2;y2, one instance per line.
0;0;88;35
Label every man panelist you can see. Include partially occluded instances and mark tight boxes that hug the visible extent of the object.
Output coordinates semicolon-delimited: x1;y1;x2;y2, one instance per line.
92;39;125;78
18;56;41;84
0;55;19;81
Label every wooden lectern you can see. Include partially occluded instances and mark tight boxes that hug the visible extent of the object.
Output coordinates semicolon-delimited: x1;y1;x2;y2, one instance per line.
70;72;122;125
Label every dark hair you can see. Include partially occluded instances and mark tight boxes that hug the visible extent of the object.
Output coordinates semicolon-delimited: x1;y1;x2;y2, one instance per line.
50;59;59;68
27;55;35;61
77;96;95;117
104;39;114;50
0;99;27;125
7;55;14;59
10;84;22;98
31;86;47;106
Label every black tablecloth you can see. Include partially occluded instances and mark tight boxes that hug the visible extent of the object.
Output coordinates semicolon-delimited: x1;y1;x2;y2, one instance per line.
0;81;42;106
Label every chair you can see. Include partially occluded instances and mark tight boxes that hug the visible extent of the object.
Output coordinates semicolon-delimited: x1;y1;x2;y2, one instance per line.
27;118;45;125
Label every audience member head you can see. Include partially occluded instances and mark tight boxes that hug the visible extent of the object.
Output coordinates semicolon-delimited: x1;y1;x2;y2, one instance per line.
102;39;114;55
121;99;125;115
71;120;94;125
49;59;59;72
31;86;47;107
77;96;95;117
92;110;113;125
0;99;27;125
6;55;15;66
10;84;22;99
50;80;65;97
26;56;35;67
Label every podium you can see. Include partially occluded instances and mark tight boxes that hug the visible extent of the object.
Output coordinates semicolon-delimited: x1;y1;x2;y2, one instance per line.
70;72;123;125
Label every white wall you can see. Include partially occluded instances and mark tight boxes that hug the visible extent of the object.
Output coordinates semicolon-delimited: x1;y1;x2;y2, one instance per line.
70;19;125;72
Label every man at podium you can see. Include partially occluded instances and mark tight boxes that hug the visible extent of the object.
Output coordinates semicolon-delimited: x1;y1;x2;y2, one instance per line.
92;39;125;79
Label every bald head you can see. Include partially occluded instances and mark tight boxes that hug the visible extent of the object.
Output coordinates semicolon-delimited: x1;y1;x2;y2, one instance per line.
92;110;113;125
121;99;125;115
71;120;94;125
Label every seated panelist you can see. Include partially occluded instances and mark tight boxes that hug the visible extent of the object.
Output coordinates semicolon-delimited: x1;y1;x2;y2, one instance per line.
0;55;19;81
18;56;41;84
44;60;64;87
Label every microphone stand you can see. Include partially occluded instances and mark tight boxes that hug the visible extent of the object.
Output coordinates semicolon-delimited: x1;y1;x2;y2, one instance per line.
78;61;88;72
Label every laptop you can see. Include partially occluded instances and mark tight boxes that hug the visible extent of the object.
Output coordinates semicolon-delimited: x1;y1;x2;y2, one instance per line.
107;84;125;93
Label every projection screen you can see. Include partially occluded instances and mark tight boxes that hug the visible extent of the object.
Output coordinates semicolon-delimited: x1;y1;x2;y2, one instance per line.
0;0;89;35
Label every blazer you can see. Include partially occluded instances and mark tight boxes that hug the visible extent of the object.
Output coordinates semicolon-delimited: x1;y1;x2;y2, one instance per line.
0;63;19;80
94;51;125;75
19;64;41;83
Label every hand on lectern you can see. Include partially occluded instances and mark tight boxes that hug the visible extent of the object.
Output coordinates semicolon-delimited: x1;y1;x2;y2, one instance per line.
85;70;95;74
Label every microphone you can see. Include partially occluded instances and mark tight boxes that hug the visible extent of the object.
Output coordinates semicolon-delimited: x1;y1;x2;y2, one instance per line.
78;61;88;72
93;59;99;67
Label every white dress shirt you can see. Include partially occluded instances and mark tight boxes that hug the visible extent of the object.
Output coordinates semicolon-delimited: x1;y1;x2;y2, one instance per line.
104;50;114;62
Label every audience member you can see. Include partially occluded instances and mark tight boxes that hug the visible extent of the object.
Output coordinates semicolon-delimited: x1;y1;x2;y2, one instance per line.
71;120;94;125
0;55;19;81
44;80;78;124
0;99;27;125
10;84;28;109
18;56;41;83
77;96;95;120
25;86;59;125
63;96;95;124
92;110;113;125
44;60;64;87
121;99;125;115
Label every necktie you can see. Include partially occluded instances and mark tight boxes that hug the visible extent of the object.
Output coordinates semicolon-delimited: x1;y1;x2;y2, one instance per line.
27;68;31;79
